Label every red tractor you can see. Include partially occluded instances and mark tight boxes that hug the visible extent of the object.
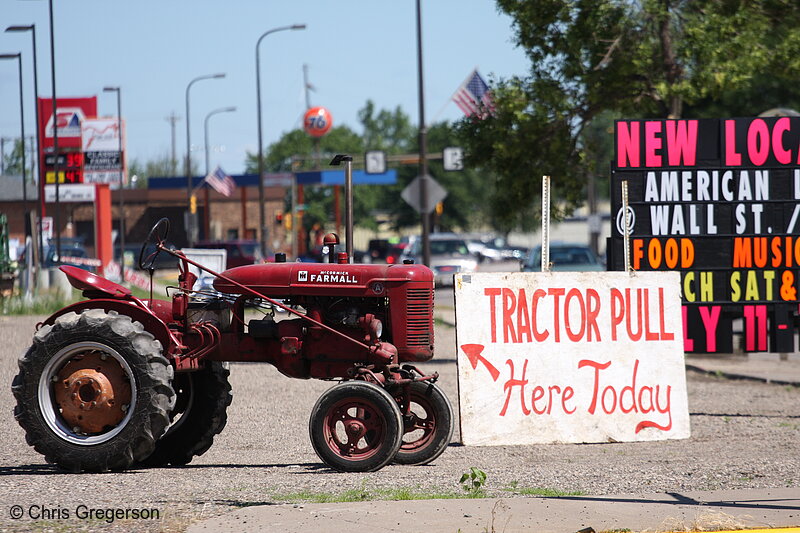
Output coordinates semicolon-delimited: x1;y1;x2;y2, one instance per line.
12;216;453;473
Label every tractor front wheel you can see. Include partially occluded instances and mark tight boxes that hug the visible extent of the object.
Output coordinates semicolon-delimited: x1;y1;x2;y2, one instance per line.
309;381;403;472
392;382;454;465
12;310;175;472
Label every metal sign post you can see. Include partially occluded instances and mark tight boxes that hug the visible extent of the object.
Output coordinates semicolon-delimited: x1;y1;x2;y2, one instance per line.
622;180;631;273
541;175;551;272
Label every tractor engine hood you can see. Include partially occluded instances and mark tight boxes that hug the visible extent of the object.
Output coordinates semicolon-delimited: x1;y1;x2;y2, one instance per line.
213;262;433;297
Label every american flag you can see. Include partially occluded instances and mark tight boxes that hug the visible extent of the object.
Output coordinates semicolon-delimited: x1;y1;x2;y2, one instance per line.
452;69;495;117
204;166;236;197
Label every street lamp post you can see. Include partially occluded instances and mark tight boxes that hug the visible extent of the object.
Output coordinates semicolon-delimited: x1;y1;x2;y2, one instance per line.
415;0;430;266
204;106;236;175
256;24;306;258
0;52;28;243
103;86;124;282
185;73;225;246
203;106;236;240
5;24;42;265
46;0;61;262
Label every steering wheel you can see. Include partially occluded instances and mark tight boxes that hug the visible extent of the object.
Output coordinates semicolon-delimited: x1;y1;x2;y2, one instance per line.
139;218;171;270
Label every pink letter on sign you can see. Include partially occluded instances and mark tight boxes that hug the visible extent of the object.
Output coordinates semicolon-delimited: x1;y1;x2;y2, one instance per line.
747;119;769;166
682;306;694;352
773;117;791;164
644;121;662;167
617;121;640;168
666;120;698;166
698;306;721;352
725;120;742;166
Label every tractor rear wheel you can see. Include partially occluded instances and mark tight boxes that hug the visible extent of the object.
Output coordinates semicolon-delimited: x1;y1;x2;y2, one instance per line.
309;381;403;472
12;310;175;472
392;382;453;465
140;361;232;467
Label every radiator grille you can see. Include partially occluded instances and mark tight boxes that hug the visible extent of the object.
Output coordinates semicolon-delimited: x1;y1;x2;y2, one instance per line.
406;288;433;346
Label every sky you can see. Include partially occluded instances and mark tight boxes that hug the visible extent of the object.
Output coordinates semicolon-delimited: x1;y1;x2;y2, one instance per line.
0;1;529;176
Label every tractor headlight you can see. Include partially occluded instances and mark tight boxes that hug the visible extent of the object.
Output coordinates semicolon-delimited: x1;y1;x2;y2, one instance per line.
372;319;383;340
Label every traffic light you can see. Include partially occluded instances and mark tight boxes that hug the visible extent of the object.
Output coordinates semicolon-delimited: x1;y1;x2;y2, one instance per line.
275;212;283;225
190;194;197;214
284;213;292;231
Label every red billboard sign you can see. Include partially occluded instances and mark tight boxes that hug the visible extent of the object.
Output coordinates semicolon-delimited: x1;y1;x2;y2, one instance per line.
37;97;97;186
38;96;97;150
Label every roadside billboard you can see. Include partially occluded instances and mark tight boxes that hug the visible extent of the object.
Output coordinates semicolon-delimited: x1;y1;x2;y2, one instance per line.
454;271;690;446
609;117;800;353
38;96;97;150
81;117;126;186
38;97;97;185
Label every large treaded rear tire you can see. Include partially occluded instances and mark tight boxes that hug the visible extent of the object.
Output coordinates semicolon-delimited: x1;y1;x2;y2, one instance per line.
140;361;232;467
12;309;175;472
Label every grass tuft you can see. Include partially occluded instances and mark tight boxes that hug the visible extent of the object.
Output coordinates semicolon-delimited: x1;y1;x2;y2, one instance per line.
0;289;78;316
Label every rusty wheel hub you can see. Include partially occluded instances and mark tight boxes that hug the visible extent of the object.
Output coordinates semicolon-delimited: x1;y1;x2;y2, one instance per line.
53;352;131;434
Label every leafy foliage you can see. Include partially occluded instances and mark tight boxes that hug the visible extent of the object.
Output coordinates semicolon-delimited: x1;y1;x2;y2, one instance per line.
1;138;34;177
456;0;800;228
246;100;496;234
459;466;488;494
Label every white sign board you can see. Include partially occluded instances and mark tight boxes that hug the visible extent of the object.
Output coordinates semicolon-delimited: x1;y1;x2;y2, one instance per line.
82;118;125;186
365;150;387;174
454;271;690;446
182;248;227;291
443;146;464;171
81;117;122;151
44;184;96;203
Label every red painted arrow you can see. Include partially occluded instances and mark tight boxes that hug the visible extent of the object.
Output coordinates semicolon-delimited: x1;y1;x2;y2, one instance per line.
460;343;500;382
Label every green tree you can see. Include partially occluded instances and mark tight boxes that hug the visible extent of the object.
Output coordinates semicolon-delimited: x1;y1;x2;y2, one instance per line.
1;138;34;178
456;0;800;229
245;101;499;234
245;125;365;231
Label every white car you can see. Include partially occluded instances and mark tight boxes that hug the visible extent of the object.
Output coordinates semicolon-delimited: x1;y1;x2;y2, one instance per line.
401;234;478;286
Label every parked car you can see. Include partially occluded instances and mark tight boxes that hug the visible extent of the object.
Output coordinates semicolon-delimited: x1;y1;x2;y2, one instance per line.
522;243;604;272
367;239;391;262
192;240;263;269
466;235;529;263
298;245;371;264
42;239;98;271
401;233;478;286
385;243;409;264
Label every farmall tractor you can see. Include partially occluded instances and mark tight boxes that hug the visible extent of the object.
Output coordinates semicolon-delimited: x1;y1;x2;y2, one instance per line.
12;158;453;473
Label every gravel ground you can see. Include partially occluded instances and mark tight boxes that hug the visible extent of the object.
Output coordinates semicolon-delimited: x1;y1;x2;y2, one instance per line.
0;313;798;532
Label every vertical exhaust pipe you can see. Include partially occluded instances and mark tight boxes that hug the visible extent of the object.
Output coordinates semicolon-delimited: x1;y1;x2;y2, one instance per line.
330;154;353;263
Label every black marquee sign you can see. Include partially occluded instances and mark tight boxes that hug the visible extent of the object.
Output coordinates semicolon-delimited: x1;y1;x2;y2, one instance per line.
609;117;800;354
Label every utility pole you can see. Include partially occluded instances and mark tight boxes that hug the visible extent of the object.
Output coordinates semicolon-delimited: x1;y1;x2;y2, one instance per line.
0;137;5;175
165;112;180;176
303;64;313;110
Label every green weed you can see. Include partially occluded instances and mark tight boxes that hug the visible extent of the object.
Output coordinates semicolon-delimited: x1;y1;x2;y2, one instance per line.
460;467;488;495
